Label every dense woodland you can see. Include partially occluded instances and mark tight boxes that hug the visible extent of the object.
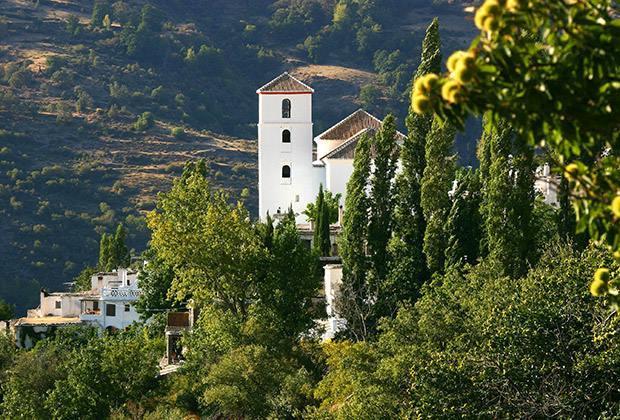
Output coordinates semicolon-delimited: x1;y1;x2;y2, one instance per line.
0;0;475;312
1;1;619;418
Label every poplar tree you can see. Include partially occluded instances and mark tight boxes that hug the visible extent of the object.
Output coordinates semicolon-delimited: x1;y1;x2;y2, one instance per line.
368;114;398;284
444;168;483;268
336;135;371;340
98;225;131;271
390;18;441;301
481;117;535;278
420;118;456;275
113;223;131;268
98;233;113;271
476;115;493;257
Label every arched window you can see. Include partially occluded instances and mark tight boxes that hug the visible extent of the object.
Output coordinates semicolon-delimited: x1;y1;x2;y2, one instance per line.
282;165;291;178
282;129;291;143
282;99;291;118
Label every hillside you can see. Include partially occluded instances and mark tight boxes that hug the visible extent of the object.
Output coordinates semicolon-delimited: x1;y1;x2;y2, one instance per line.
0;0;477;312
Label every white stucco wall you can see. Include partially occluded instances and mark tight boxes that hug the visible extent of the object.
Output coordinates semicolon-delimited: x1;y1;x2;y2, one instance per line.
40;293;81;317
324;158;354;205
258;93;316;223
323;264;346;340
99;301;140;330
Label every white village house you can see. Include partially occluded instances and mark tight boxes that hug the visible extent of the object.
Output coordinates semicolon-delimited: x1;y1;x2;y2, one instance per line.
8;268;141;348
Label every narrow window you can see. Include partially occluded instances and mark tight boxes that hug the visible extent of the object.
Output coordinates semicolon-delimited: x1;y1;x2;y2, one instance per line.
282;129;291;143
124;304;130;312
282;165;291;178
282;99;291;118
106;304;116;317
55;301;61;309
93;301;99;311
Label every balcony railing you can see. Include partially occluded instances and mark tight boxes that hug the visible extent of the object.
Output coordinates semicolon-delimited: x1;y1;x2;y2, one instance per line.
102;288;142;300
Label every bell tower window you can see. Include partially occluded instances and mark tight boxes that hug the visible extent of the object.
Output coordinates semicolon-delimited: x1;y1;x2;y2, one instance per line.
282;99;291;118
282;165;291;178
282;129;291;143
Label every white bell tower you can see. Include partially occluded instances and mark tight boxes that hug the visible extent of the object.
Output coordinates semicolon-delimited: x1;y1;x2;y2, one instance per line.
257;73;316;223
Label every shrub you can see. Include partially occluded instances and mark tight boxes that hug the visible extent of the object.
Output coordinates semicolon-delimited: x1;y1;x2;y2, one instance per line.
133;112;154;131
65;15;81;36
170;127;184;139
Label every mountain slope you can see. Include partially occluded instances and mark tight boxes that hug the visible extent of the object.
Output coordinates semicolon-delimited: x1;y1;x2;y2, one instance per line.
0;0;477;312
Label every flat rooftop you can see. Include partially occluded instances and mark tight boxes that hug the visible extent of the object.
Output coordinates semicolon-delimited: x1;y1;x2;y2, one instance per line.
15;316;82;326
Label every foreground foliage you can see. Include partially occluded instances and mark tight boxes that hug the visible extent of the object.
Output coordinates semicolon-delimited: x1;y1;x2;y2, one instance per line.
314;245;620;418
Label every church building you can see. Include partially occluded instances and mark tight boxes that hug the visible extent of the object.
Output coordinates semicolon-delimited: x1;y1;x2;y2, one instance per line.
257;72;405;223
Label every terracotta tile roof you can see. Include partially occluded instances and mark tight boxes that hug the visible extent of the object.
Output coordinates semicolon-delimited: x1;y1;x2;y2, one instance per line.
257;72;314;93
316;109;382;141
318;110;406;160
322;128;377;160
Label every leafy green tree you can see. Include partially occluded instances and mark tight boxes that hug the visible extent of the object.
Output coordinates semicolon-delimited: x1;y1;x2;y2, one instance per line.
256;212;321;342
389;17;441;304
303;189;341;224
72;266;98;292
0;328;96;418
45;330;160;419
359;84;380;109
336;135;371;340
420;118;455;274
444;168;482;268
200;344;289;418
313;185;331;256
148;164;267;316
480;117;534;278
310;340;397;418
134;249;176;320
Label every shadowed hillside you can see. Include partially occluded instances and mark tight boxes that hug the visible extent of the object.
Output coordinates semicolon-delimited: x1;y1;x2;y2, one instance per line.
0;0;477;312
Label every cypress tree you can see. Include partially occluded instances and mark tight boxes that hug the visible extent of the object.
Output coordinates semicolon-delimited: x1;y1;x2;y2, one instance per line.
260;213;275;251
336;134;371;340
390;18;442;302
444;168;483;268
313;185;331;256
319;195;331;256
481;117;535;278
368;114;399;285
420;118;456;275
113;223;131;268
